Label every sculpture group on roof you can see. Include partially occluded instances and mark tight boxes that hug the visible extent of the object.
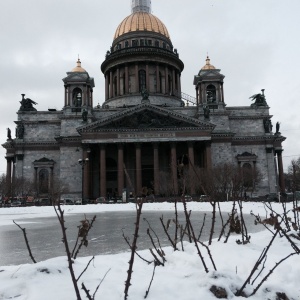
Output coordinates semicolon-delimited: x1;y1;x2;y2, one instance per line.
19;94;37;112
250;89;268;107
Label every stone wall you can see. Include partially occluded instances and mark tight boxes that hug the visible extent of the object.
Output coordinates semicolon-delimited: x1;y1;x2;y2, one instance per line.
59;146;82;198
211;142;233;166
230;118;266;136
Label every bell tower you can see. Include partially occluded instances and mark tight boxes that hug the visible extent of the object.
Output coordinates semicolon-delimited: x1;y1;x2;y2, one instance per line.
62;59;95;113
193;56;225;109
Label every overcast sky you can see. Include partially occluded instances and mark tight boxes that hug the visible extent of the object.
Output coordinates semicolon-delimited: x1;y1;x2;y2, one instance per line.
0;0;299;175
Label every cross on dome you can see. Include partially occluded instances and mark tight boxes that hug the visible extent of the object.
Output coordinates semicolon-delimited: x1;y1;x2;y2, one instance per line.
131;0;152;13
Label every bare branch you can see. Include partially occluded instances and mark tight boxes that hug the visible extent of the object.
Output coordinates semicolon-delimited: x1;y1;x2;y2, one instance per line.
124;201;144;300
160;215;177;251
92;268;111;299
77;256;95;282
122;229;152;264
144;263;157;299
13;220;36;264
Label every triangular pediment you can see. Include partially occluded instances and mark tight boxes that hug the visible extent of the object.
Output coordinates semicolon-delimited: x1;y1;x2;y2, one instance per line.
34;157;55;163
33;156;55;167
237;152;257;158
78;103;215;133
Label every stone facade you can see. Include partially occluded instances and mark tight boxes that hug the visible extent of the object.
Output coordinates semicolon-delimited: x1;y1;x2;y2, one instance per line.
2;1;285;201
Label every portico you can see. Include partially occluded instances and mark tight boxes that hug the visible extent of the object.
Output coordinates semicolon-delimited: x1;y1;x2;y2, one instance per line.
82;139;212;199
78;103;214;199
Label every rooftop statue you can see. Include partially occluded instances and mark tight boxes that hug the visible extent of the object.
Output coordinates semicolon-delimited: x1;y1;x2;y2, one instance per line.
141;88;149;102
16;123;24;139
250;89;268;107
82;109;88;122
263;118;273;133
19;94;37;111
7;128;11;140
203;105;210;119
276;122;281;134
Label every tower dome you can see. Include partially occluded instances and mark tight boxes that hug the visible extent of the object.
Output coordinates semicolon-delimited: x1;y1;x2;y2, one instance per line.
71;58;87;73
201;56;216;70
114;12;170;40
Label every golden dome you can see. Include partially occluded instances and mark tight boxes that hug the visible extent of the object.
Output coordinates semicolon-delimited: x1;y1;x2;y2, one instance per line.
201;56;216;70
114;12;170;40
71;58;87;73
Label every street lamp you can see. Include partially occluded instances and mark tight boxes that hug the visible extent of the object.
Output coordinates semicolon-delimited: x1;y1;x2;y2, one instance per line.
78;158;89;201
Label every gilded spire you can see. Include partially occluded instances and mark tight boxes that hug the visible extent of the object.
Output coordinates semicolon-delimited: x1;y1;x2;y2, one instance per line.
131;0;152;13
201;55;216;70
76;57;81;68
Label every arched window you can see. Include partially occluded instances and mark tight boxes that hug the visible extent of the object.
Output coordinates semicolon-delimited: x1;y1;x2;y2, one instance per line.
206;84;216;102
139;70;146;92
159;72;163;93
122;73;126;95
114;76;117;97
72;88;82;107
168;74;172;95
242;163;253;188
174;72;178;95
39;169;49;194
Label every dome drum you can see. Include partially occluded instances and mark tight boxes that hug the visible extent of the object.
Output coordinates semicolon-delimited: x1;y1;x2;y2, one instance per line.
112;30;173;52
101;47;183;74
101;59;183;108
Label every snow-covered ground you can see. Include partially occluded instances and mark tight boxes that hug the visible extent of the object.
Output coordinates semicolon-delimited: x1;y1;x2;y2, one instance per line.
0;201;299;299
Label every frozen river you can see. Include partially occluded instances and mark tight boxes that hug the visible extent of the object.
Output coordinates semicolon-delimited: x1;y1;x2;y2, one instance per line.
0;210;261;266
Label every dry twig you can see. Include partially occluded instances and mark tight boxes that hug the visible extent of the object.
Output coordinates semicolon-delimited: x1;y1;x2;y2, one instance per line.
13;220;36;264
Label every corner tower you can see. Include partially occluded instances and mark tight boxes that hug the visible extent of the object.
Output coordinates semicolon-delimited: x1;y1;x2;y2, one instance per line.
194;56;225;109
62;59;95;113
101;1;184;108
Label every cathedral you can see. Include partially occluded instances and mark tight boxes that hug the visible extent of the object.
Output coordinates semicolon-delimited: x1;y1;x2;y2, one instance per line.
2;0;286;201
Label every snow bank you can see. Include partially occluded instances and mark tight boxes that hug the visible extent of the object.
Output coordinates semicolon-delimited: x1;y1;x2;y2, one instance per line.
0;202;299;299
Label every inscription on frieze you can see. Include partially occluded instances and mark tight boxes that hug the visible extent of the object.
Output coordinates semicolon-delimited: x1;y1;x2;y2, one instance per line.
118;132;176;139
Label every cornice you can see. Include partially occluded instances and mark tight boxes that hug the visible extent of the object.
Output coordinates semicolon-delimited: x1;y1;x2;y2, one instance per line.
233;135;286;142
229;115;272;120
16;120;61;125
